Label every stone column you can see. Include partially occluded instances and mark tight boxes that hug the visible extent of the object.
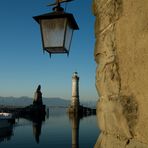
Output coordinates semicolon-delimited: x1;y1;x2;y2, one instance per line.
71;72;80;111
93;0;148;147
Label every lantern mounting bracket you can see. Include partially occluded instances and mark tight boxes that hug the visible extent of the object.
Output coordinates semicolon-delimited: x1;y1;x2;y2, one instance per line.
48;0;74;12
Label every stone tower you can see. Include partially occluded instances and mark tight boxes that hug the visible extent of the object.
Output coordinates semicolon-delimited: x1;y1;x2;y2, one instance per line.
71;72;80;111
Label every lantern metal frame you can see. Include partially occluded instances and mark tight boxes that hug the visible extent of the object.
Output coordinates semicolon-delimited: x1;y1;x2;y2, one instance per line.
33;0;79;56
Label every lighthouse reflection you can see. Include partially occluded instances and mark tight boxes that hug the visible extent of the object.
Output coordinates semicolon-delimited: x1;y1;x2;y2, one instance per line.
69;113;80;148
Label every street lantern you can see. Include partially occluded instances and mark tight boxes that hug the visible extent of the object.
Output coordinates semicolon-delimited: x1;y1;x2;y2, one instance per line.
33;0;79;56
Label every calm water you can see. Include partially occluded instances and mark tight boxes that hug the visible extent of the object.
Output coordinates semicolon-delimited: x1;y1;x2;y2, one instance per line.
0;108;99;148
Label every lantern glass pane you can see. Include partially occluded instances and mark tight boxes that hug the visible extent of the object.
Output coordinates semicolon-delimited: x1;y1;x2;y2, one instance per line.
64;22;73;52
41;18;67;48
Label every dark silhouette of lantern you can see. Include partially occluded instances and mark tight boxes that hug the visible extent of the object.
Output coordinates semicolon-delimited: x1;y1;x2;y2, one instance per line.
33;0;79;56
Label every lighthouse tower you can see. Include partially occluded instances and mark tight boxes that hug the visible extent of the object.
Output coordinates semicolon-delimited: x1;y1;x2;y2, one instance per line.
71;72;80;111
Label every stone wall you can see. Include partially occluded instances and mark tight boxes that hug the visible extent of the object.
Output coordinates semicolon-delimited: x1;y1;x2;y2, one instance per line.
93;0;148;147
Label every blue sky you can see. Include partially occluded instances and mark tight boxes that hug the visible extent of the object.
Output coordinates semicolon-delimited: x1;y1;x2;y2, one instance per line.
0;0;98;101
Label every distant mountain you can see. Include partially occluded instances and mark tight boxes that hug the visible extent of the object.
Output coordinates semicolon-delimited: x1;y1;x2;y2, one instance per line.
0;96;70;107
43;98;70;107
0;96;97;108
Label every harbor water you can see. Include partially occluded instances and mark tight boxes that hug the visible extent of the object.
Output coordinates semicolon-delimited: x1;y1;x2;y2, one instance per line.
0;107;99;148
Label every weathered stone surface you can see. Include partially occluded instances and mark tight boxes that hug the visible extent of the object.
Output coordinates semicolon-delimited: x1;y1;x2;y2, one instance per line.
95;133;148;148
93;0;148;147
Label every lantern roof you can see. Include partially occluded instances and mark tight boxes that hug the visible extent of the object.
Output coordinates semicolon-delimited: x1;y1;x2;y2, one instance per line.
33;11;79;30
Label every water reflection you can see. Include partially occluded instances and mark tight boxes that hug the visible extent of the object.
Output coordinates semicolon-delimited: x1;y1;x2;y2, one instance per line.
69;113;96;148
0;121;14;143
69;113;80;148
0;108;98;147
32;118;43;144
22;113;45;144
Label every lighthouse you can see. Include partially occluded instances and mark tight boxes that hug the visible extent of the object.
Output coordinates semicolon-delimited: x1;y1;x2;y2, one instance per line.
71;72;80;112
